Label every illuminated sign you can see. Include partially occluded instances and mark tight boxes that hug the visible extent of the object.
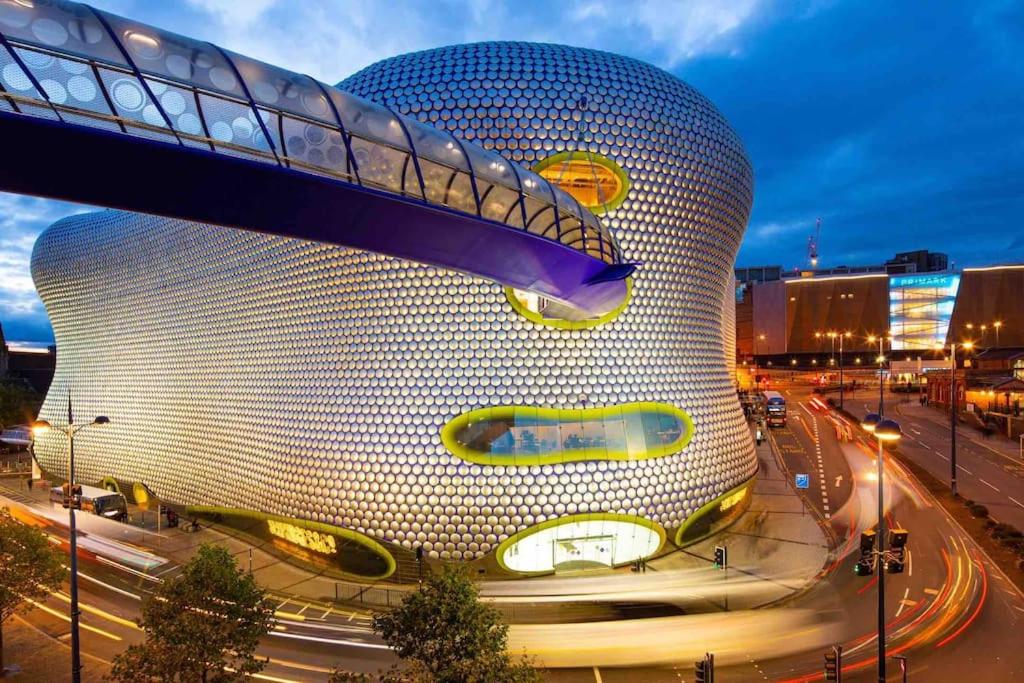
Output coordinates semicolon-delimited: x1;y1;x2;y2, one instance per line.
719;487;748;512
267;520;338;556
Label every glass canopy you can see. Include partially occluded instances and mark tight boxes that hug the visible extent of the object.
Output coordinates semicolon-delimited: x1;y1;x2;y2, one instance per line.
0;0;622;266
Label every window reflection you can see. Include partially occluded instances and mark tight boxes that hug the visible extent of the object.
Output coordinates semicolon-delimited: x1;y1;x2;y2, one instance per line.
448;403;690;464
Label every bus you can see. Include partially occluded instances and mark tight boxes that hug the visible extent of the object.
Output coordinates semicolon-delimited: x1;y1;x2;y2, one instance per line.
762;390;787;427
50;484;128;521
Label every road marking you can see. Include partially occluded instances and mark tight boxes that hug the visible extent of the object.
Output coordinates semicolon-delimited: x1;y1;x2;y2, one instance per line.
1009;497;1024;510
894;588;911;617
979;478;1000;492
957;464;973;475
924;587;940;595
936;452;949;461
910;428;922;435
1012;605;1024;614
835;474;843;487
593;666;603;683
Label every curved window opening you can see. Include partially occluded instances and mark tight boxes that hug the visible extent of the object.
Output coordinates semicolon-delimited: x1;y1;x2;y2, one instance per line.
497;513;665;574
442;401;693;466
534;151;629;214
505;278;631;330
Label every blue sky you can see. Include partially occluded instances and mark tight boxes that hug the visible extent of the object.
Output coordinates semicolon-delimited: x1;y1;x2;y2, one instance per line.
1;0;1022;341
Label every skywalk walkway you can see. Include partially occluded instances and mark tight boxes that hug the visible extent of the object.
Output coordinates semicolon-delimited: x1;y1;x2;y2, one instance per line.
0;0;632;317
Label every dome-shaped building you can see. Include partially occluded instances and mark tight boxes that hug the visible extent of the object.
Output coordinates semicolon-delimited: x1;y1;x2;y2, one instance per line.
31;35;755;576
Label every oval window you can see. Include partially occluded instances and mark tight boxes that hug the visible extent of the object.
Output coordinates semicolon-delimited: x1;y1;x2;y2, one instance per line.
441;401;693;466
534;151;629;214
505;278;631;330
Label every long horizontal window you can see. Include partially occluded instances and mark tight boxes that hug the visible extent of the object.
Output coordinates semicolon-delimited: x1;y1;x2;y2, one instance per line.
441;402;693;466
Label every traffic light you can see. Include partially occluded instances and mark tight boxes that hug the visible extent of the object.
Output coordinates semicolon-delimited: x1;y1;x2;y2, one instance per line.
59;483;82;509
713;545;727;570
694;659;707;683
887;529;908;574
824;644;842;681
694;653;714;683
854;529;875;576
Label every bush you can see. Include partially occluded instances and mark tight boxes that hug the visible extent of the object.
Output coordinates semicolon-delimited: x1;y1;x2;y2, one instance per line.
968;503;989;518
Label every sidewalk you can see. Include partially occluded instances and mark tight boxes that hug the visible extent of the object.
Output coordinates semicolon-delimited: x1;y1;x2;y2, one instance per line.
646;433;832;610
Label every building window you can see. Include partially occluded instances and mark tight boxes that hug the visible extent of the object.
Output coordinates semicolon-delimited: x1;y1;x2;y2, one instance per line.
534;151;630;213
505;279;631;330
442;402;693;466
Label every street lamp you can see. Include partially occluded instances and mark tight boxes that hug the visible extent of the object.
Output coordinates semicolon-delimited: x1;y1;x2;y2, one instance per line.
861;412;902;683
994;321;1003;347
837;331;851;410
867;333;891;416
938;340;974;496
31;397;110;683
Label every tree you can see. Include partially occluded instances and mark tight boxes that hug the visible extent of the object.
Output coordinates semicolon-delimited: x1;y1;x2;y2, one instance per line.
0;508;65;676
0;381;43;430
372;565;540;683
109;544;273;682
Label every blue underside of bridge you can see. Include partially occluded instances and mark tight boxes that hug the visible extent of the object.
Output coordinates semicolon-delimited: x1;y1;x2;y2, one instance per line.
0;111;629;317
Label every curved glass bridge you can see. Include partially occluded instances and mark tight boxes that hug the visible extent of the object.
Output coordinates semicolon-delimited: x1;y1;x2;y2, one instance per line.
0;0;633;317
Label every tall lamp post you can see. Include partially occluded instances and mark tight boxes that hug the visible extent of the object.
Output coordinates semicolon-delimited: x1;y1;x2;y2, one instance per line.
861;412;903;683
32;397;111;683
836;331;851;410
941;340;974;496
868;334;889;416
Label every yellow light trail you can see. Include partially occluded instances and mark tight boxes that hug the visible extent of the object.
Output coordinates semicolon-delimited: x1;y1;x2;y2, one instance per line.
48;590;139;629
24;598;122;641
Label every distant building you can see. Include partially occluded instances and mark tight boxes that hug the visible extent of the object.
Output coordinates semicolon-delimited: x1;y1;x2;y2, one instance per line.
0;323;56;395
735;258;1024;364
885;250;949;274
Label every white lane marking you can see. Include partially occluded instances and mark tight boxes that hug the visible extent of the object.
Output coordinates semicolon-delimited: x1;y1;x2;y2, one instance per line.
1009;497;1024;510
911;428;922;435
979;478;1000;492
936;452;949;460
835;475;843;487
923;587;939;595
894;588;911;617
957;464;973;475
593;666;604;683
1012;605;1024;614
269;631;391;649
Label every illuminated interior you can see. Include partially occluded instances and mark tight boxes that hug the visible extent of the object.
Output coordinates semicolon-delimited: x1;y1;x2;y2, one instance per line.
889;273;960;350
442;402;693;466
505;279;632;328
534;151;629;213
498;514;664;573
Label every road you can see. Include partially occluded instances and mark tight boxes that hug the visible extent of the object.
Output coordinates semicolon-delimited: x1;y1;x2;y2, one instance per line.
7;380;1024;681
852;395;1024;532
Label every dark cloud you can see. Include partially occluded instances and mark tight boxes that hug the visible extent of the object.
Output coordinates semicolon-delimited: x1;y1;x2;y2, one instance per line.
684;1;1024;270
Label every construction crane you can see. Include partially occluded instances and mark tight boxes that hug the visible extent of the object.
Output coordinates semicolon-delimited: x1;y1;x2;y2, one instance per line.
808;217;822;268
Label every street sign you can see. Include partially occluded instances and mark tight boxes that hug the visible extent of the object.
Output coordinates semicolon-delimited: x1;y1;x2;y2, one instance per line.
795;473;810;489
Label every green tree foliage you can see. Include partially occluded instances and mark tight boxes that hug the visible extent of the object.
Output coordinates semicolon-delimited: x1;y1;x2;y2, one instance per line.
370;565;540;683
0;508;65;675
109;544;273;682
0;381;42;429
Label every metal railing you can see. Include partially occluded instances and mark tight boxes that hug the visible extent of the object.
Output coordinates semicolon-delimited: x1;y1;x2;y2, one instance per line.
0;0;621;265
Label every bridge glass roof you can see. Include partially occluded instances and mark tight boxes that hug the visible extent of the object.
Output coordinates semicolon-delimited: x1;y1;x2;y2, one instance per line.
0;0;623;266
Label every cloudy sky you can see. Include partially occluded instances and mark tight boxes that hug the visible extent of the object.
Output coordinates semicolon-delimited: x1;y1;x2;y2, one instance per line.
1;0;1022;341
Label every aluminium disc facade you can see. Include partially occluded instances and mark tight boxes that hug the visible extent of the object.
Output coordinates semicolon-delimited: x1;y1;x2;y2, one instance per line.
32;42;755;568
